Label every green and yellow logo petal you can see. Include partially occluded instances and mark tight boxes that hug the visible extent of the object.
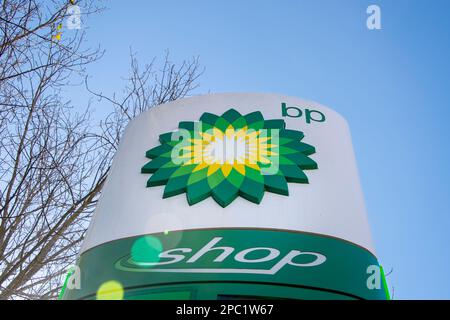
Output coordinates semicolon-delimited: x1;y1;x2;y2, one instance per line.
141;109;318;207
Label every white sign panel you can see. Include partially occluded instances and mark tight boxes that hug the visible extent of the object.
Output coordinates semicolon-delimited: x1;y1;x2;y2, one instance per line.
81;93;375;254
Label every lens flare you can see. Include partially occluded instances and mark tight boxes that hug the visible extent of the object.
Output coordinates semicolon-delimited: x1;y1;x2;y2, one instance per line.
96;280;124;300
130;235;163;265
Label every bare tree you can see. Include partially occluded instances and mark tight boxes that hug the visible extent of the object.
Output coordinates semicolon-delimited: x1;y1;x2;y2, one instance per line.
0;1;203;299
87;50;203;154
0;0;105;300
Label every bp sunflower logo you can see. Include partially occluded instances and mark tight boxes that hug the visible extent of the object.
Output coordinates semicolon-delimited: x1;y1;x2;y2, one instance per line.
141;109;317;207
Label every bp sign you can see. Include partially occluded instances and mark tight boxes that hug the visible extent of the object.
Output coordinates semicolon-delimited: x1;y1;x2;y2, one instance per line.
62;93;388;300
142;108;318;207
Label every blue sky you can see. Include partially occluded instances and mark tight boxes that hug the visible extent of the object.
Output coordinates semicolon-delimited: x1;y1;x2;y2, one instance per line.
69;0;450;299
